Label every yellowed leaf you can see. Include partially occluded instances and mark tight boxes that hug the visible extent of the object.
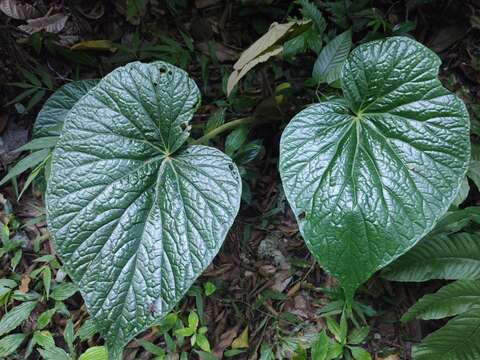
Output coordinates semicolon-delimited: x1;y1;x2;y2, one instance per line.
227;46;282;95
234;22;298;70
231;327;248;349
71;40;116;52
226;20;309;96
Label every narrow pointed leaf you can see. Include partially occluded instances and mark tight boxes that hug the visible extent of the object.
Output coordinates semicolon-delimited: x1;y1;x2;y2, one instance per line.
15;137;58;152
0;301;37;336
46;61;241;357
0;149;50;186
412;306;480;360
428;207;480;236
402;280;480;321
311;330;329;360
280;37;470;298
382;232;480;282
312;29;351;84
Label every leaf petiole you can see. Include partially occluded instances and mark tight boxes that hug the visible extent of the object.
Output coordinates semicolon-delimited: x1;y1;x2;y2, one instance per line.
192;116;255;145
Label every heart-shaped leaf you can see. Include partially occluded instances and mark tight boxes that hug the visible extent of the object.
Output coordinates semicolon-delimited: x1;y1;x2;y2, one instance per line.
46;62;241;358
279;37;470;299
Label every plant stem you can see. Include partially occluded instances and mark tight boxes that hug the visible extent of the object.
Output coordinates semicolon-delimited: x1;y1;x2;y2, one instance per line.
192;116;256;145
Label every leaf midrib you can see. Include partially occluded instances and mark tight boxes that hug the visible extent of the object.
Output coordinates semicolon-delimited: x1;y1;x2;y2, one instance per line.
426;315;480;359
107;157;170;345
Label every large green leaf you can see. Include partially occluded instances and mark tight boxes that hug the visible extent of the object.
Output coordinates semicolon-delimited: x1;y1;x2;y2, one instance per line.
46;61;242;358
402;280;480;321
382;232;480;282
34;79;98;138
279;37;470;298
412;305;480;360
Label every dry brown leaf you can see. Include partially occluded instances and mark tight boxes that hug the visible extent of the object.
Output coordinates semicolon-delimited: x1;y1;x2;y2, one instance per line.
234;22;299;71
212;324;240;358
258;264;276;277
18;13;70;34
71;40;116;52
226;20;308;95
19;276;31;293
0;0;40;20
286;294;315;320
286;282;301;297
271;269;292;292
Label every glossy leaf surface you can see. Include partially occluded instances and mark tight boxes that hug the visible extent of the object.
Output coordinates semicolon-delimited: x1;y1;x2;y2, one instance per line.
46;62;241;357
280;37;470;298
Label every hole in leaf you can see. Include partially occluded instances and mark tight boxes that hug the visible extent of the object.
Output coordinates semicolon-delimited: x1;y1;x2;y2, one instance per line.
148;303;156;315
298;211;306;220
159;67;167;74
